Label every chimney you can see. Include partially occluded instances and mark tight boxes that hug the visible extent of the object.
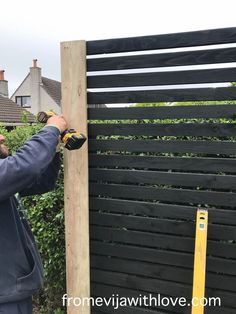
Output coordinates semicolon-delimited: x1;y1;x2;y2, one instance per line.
30;59;42;112
0;70;9;97
33;59;38;68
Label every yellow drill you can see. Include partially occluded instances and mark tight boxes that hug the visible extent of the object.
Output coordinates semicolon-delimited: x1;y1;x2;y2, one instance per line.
37;111;86;150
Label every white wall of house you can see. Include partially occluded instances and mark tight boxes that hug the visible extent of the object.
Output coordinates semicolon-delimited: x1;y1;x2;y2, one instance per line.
40;88;61;114
11;74;31;101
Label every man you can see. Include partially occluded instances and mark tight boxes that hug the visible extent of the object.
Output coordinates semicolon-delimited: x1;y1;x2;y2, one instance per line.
0;114;67;313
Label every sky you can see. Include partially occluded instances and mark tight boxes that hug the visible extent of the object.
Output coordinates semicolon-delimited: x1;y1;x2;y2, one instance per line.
1;0;236;96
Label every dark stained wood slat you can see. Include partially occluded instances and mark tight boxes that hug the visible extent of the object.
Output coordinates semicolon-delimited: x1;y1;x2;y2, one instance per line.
90;241;236;276
91;255;196;287
91;285;206;314
90;211;236;241
93;306;168;314
91;283;234;314
92;283;190;314
89;183;236;207
89;154;236;173
89;168;236;190
88;104;236;120
90;197;236;226
91;269;235;308
88;87;236;104
86;27;236;54
92;305;168;314
91;254;236;292
91;226;236;259
88;68;236;88
89;139;236;155
89;123;236;137
91;303;230;314
87;47;236;71
92;268;191;298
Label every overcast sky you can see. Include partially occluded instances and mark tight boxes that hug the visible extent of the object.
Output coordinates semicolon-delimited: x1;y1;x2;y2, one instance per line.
1;0;236;96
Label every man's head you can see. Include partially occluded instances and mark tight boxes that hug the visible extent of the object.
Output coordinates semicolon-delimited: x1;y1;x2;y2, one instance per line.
0;135;9;159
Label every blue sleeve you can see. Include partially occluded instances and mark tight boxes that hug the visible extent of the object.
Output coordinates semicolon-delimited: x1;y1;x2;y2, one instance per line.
19;152;62;197
0;126;60;202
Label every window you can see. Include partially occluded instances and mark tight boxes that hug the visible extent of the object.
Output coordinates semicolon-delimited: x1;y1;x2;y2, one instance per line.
15;96;31;108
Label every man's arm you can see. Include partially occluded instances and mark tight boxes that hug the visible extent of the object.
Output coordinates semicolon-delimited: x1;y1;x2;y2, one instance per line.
0;126;60;202
19;152;62;197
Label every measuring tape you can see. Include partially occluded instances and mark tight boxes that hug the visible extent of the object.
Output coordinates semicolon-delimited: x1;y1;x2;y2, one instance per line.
191;209;208;314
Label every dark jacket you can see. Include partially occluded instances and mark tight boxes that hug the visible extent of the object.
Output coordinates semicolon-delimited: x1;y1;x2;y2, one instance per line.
0;126;61;303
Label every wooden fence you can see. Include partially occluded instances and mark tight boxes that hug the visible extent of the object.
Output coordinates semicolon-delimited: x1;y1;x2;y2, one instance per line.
62;27;236;314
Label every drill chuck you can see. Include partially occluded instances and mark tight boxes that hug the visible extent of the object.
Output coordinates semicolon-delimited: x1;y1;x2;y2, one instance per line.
37;111;55;123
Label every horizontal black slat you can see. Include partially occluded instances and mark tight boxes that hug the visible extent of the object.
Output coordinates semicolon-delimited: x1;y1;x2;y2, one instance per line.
90;241;236;276
86;27;236;54
91;304;231;314
92;302;167;314
92;283;234;314
89;168;236;190
89;123;236;137
87;47;236;71
90;198;236;226
92;283;190;314
90;183;236;207
90;212;236;241
89;139;236;155
88;87;236;104
91;255;236;292
88;68;236;89
92;269;191;300
91;255;195;286
91;226;236;259
88;104;236;120
92;303;167;314
89;154;236;173
91;269;235;308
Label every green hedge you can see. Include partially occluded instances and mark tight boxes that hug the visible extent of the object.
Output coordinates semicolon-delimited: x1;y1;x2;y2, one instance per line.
0;125;66;314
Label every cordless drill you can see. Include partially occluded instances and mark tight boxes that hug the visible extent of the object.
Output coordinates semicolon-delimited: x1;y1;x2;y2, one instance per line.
37;111;87;150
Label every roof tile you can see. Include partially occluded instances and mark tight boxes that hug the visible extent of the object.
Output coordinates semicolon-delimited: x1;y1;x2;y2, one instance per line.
0;95;35;124
42;77;61;105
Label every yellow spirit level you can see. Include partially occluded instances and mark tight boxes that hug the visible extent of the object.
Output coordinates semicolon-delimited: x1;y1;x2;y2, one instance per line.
191;209;208;314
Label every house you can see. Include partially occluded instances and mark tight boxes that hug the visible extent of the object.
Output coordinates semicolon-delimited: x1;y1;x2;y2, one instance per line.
11;60;61;115
0;70;35;127
11;59;105;116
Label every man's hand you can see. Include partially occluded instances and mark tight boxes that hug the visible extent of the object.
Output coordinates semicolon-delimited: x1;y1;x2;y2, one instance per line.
0;134;9;159
0;135;6;144
47;115;68;133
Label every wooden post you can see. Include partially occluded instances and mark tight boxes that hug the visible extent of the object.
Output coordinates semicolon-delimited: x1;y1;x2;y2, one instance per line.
61;40;90;314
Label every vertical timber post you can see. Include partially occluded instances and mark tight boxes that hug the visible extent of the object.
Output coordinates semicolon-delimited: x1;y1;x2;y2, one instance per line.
61;41;90;314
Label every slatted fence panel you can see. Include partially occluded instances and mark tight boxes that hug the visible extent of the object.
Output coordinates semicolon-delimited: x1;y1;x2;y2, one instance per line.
87;27;236;314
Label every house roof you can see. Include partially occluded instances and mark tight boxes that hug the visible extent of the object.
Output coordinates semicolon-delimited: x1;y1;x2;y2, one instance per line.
42;77;61;106
0;95;35;124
